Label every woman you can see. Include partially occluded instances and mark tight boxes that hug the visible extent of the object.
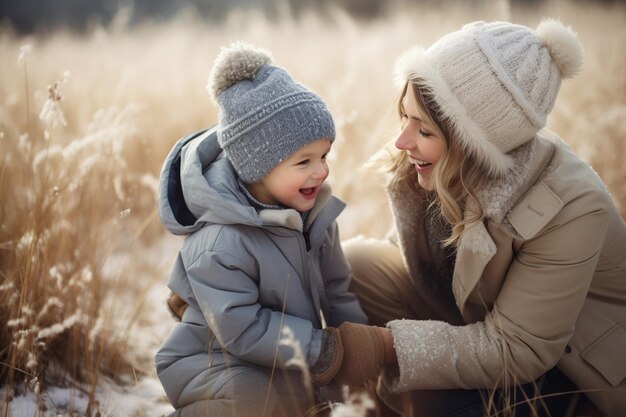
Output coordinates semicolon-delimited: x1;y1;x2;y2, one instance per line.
320;19;626;417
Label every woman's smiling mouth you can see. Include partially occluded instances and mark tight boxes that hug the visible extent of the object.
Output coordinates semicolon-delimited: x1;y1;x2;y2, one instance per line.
408;156;432;171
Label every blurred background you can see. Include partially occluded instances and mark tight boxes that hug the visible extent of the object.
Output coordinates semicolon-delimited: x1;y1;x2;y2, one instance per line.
1;1;624;416
0;0;624;33
7;0;625;33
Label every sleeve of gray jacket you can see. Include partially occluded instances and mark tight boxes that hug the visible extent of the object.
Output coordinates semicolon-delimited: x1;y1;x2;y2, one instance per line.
321;222;368;326
186;249;318;370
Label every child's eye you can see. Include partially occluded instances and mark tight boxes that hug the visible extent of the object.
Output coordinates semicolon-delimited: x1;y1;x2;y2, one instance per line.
297;159;310;165
321;153;328;161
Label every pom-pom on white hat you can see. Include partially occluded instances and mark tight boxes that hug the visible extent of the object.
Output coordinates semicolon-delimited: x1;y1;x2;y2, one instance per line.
395;19;583;177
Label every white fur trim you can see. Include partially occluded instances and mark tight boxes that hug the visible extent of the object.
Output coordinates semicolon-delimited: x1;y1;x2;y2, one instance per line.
305;182;332;229
207;42;273;102
259;208;303;232
394;47;514;177
536;19;583;79
256;183;333;232
393;46;425;88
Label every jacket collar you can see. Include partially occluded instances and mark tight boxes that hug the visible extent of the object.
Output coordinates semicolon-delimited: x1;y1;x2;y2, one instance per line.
258;182;335;232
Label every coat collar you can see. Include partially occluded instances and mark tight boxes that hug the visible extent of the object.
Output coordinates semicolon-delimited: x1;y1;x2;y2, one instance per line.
385;130;558;322
453;132;557;319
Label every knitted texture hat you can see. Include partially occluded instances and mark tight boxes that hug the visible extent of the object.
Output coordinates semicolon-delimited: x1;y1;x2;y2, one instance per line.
207;42;336;183
394;19;583;176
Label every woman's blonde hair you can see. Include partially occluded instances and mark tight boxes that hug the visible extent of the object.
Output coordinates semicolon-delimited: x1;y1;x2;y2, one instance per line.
387;80;491;247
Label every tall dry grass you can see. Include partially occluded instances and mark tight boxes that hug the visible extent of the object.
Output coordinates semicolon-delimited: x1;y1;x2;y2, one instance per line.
1;49;161;417
0;1;624;415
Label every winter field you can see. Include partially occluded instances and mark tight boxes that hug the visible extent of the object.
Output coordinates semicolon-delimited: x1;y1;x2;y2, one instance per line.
1;1;625;416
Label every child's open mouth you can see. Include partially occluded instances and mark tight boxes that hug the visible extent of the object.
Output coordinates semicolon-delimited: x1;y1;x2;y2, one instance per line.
299;186;319;199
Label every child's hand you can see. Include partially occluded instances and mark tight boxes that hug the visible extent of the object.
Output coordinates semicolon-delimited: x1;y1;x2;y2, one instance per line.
311;327;343;385
167;292;188;321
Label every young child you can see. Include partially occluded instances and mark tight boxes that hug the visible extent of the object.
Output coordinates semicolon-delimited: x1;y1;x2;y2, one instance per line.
155;42;367;417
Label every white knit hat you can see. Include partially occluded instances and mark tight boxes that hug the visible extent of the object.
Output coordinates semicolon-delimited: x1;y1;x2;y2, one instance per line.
394;19;583;176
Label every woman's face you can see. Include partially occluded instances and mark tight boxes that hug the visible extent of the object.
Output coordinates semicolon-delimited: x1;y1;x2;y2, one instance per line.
395;85;445;191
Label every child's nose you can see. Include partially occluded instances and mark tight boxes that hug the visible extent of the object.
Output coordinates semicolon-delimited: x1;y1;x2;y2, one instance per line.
313;162;328;179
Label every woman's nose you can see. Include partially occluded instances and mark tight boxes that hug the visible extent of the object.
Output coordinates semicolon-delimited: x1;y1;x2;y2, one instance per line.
395;126;415;150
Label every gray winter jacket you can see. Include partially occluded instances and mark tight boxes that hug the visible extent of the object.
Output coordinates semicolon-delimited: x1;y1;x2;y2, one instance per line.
155;127;366;407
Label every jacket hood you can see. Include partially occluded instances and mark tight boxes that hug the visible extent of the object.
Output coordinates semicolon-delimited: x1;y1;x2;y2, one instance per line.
157;127;343;236
158;127;262;235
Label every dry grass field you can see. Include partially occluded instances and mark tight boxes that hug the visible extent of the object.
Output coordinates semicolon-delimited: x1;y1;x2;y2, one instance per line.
1;1;624;415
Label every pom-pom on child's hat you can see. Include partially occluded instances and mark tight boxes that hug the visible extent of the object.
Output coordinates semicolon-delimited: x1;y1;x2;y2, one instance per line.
394;19;583;177
208;42;336;183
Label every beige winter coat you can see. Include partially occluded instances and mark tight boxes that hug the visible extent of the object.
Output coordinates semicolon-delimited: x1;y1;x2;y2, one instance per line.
382;130;626;416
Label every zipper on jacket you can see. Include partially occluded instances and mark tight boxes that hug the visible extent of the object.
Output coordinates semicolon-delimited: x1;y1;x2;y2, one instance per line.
269;226;322;327
296;229;321;326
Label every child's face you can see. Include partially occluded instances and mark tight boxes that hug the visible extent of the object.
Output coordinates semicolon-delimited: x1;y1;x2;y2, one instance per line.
395;85;445;191
247;138;331;213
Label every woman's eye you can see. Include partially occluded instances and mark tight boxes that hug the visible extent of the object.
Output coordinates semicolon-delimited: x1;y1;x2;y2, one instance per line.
419;128;432;137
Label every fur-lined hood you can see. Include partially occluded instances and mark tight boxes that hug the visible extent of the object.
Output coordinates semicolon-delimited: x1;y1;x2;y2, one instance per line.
393;19;582;177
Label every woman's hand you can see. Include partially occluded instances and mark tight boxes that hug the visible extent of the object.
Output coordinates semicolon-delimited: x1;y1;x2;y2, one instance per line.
333;322;389;388
380;326;398;365
310;323;397;388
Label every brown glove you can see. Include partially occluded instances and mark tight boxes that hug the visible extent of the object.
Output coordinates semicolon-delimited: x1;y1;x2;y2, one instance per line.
333;322;386;388
310;327;344;385
166;292;188;321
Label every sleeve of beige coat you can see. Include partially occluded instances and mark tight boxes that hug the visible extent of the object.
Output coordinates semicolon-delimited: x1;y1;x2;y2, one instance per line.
383;199;609;392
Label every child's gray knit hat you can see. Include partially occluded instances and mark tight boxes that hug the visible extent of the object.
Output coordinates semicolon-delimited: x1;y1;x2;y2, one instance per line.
207;42;335;183
394;19;583;177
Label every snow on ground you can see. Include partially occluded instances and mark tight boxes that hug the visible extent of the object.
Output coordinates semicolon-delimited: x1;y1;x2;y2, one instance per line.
7;235;180;417
6;377;174;417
